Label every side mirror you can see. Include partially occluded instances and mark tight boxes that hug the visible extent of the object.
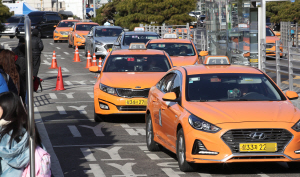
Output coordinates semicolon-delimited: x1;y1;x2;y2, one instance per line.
199;51;208;56
275;32;281;36
69;28;73;31
113;42;120;46
286;90;298;100
54;25;57;27
89;66;101;73
162;92;179;102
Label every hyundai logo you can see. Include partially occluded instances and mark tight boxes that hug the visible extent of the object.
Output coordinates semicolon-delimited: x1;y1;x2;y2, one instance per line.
249;132;266;140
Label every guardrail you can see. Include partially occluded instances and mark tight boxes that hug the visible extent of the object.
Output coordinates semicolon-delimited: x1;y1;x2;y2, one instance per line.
261;39;300;91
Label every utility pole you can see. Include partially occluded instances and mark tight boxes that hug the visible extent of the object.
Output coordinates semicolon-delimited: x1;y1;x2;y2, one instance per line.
93;0;96;18
56;0;58;12
83;0;86;20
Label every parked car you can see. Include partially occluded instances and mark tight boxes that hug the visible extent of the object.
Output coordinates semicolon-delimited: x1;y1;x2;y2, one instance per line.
17;11;61;38
0;15;24;39
85;26;123;57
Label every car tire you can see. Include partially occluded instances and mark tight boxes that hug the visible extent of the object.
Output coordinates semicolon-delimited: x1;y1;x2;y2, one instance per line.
9;36;14;39
0;35;1;38
177;128;196;172
287;162;299;169
85;47;88;57
94;110;106;122
146;113;160;151
68;40;72;48
54;40;57;43
72;40;75;49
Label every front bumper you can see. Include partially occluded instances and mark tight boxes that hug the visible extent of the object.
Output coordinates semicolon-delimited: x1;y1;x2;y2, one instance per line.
94;88;148;115
183;122;300;163
0;29;16;36
53;32;69;41
74;37;85;47
94;44;113;56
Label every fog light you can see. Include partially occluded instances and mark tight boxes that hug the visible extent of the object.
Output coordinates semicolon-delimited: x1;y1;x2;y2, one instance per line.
55;36;59;38
198;151;219;155
295;150;300;154
99;102;109;110
192;139;219;155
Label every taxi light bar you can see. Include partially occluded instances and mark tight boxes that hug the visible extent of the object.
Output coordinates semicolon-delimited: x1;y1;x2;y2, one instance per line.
134;27;145;32
129;43;146;50
163;33;177;39
203;56;230;65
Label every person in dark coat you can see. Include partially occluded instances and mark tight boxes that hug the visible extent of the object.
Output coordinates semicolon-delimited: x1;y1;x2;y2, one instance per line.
31;29;44;77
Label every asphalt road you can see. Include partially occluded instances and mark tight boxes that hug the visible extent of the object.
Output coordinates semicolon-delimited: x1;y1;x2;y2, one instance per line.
1;36;300;177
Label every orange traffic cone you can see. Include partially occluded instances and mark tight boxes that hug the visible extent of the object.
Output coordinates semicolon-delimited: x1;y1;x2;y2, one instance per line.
98;57;103;70
85;51;92;68
72;46;78;61
49;51;58;69
92;53;97;66
73;45;81;62
53;67;66;91
107;49;110;53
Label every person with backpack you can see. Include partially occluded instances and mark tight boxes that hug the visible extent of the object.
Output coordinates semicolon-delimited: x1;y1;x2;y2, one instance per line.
0;74;9;94
0;65;18;95
31;29;44;77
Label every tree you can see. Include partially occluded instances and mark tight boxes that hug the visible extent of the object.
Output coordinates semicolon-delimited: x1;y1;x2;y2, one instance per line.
266;0;300;23
92;0;122;25
0;1;13;32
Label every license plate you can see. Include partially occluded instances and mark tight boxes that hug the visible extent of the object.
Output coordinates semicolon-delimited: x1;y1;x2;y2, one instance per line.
109;48;112;52
249;59;258;63
239;143;277;152
63;35;68;37
126;99;147;105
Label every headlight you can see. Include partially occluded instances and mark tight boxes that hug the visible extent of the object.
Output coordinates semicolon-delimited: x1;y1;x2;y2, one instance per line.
75;33;84;39
31;26;36;29
188;114;221;133
292;120;300;132
95;40;103;45
100;84;118;96
54;30;59;33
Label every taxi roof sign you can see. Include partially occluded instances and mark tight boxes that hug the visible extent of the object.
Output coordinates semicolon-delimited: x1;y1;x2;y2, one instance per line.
129;43;146;50
203;56;230;65
163;33;178;39
134;27;145;32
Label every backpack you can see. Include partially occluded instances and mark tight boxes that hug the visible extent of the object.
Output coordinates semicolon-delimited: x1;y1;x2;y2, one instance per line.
33;76;43;92
22;146;51;177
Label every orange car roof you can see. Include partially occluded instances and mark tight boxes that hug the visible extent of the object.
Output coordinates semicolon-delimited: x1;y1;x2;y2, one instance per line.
182;65;262;75
61;20;80;22
76;22;98;25
111;49;166;55
148;39;192;43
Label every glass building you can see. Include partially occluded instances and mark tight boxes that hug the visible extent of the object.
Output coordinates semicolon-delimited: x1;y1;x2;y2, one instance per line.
205;0;258;67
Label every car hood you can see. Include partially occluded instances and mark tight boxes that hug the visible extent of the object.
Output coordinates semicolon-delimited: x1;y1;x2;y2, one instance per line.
170;56;197;66
94;37;118;44
76;31;89;36
56;27;71;31
185;101;299;124
266;36;280;43
100;72;164;89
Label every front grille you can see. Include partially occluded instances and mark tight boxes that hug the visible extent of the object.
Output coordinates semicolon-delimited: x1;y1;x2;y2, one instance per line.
266;43;275;48
116;88;150;98
117;106;146;111
60;31;69;35
222;129;293;153
231;156;285;160
18;26;24;32
104;44;113;50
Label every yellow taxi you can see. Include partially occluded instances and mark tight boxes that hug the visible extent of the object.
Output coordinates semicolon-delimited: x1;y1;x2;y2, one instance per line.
145;55;300;171
53;20;79;43
146;33;200;66
89;43;173;121
68;22;99;48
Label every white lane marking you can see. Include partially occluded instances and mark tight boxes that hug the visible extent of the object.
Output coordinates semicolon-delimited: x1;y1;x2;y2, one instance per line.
198;173;213;177
61;58;65;59
138;146;148;151
157;162;178;168
53;143;146;148
257;173;270;177
90;80;96;84
80;124;104;136
161;168;185;177
79;54;82;56
50;43;53;45
54;101;93;104
42;60;51;65
108;163;146;177
84;164;106;177
56;47;61;49
146;154;172;160
44;119;93;122
97;147;134;161
34;107;64;177
80;148;96;161
59;92;75;99
49;93;57;99
87;92;94;98
56;106;67;114
125;128;146;135
64;52;69;55
121;124;145;129
64;81;73;86
73;81;86;85
67;125;82;137
46;67;69;73
69;105;87;114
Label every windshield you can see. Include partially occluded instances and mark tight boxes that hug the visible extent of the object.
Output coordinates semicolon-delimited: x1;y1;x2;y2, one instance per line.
103;55;171;72
58;21;76;27
95;28;122;37
186;73;284;102
6;17;22;23
147;43;195;56
76;24;98;31
266;28;275;36
27;16;43;23
124;35;159;46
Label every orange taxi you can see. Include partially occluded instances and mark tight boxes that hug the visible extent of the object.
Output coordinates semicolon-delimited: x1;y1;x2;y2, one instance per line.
89;43;173;121
68;22;99;48
266;26;283;57
145;56;300;171
53;20;79;43
146;33;200;66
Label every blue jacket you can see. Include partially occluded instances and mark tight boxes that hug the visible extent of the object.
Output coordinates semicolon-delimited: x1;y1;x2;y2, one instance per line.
0;128;29;177
0;74;8;94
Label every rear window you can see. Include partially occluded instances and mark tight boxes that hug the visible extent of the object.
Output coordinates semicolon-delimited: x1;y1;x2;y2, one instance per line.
58;21;75;27
147;43;195;56
123;35;159;46
95;28;123;37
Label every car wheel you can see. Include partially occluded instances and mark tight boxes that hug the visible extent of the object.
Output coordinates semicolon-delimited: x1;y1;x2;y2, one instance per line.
94;109;106;122
146;113;160;151
288;162;299;169
54;40;57;43
72;39;75;49
9;36;14;39
0;35;1;38
85;47;88;57
177;128;195;172
68;40;72;48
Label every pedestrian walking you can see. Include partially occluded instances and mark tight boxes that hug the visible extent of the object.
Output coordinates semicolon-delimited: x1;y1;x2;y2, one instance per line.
32;29;44;77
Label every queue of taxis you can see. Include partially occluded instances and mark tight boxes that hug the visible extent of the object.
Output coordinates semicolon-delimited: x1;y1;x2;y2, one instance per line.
145;55;300;171
53;20;80;43
146;33;200;66
68;22;99;48
89;43;173;121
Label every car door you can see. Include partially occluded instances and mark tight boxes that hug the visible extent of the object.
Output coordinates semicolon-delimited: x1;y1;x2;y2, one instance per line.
160;72;184;148
40;15;48;36
86;29;92;53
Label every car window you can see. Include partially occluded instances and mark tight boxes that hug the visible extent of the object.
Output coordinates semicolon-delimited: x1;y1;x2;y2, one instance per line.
53;15;61;23
123;35;159;46
171;74;181;98
103;55;171;72
76;24;98;31
46;15;55;23
95;28;122;37
6;17;22;23
266;28;275;36
27;15;43;23
58;21;75;27
147;43;196;56
160;73;176;93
